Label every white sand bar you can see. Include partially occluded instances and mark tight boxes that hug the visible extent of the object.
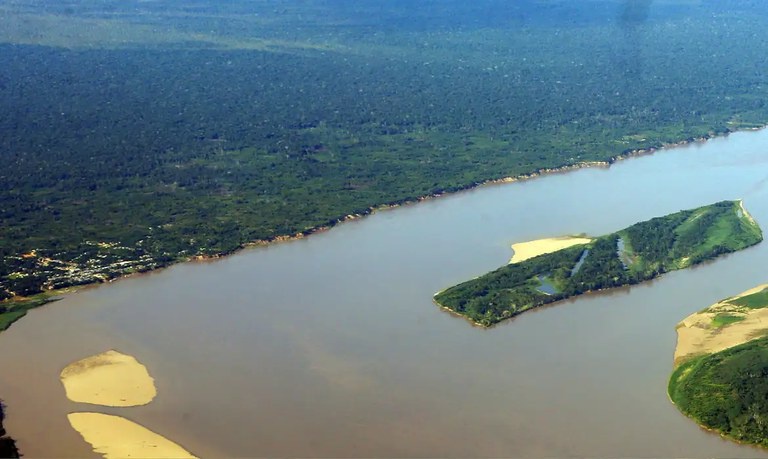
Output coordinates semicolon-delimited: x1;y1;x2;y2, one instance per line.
509;236;592;263
68;413;196;459
60;350;157;407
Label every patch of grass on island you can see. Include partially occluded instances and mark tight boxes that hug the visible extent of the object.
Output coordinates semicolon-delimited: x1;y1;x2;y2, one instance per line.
729;288;768;309
434;200;762;327
711;313;746;328
669;281;768;449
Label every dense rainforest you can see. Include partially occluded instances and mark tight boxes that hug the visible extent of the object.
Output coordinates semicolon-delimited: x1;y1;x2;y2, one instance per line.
669;334;768;448
668;284;768;448
3;1;768;304
434;201;763;326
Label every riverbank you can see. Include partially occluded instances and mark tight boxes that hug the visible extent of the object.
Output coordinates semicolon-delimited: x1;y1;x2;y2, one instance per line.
669;282;768;450
3;125;764;334
0;293;62;332
5;122;768;458
0;126;766;456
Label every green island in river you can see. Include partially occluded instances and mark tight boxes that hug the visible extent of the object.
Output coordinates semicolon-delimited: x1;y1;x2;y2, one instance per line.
434;200;763;327
669;284;768;448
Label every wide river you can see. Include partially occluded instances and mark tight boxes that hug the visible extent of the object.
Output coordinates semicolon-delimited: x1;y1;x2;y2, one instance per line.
4;130;768;457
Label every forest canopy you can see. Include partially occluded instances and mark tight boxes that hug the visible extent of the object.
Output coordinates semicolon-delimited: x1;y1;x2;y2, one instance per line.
669;336;768;448
4;1;768;299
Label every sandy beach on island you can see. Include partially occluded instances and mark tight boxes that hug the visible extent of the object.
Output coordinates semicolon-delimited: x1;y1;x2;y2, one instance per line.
509;236;592;263
60;350;156;407
674;284;768;365
739;199;758;226
67;413;197;459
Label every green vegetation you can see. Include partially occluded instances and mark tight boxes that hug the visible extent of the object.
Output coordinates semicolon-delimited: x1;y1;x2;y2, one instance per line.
669;336;768;448
4;2;768;304
434;201;762;326
0;295;58;332
729;288;768;309
668;281;768;449
711;313;746;328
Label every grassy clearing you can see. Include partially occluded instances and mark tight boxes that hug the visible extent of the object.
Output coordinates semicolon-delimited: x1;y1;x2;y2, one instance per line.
711;313;746;328
729;288;768;309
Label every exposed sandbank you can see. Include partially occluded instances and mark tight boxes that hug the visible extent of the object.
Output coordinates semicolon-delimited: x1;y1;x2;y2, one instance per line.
67;413;196;459
60;350;156;407
739;199;758;226
509;236;592;263
674;284;768;365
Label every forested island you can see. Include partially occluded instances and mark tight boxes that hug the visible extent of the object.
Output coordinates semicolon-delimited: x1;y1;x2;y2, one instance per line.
434;201;763;327
4;1;768;318
669;284;768;448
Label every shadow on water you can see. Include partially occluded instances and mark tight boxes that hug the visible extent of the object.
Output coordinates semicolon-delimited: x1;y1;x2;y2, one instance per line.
615;0;654;85
621;0;654;26
0;402;19;459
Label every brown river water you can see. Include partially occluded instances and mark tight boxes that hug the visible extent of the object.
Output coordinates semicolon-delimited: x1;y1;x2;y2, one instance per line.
4;130;768;457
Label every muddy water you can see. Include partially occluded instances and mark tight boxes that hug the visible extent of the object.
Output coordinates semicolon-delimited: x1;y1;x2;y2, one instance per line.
4;130;768;457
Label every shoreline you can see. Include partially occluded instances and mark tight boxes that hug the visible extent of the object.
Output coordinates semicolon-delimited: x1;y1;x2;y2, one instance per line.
4;125;762;315
739;199;759;227
434;280;645;329
0;125;765;453
0;125;766;455
434;282;638;329
208;125;768;252
669;363;768;453
667;389;767;453
433;300;489;328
